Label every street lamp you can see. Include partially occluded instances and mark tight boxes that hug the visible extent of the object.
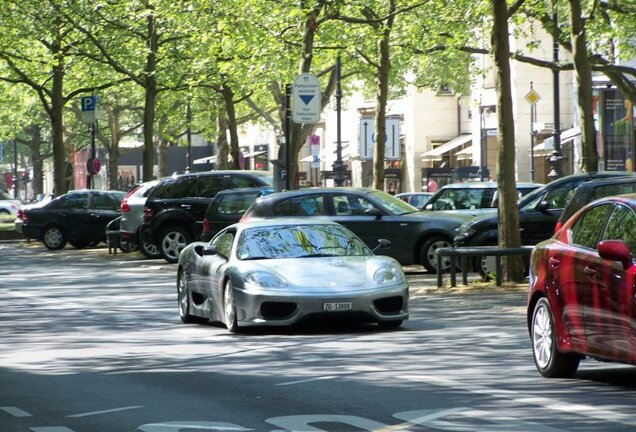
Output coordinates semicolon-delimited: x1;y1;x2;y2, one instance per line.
547;0;564;179
333;55;346;186
186;100;192;173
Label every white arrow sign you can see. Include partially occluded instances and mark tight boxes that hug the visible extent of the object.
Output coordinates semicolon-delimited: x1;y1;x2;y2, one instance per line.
359;117;401;160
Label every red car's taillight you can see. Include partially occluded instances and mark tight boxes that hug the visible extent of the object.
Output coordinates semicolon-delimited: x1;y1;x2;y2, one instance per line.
142;207;154;223
17;209;29;223
121;185;141;212
202;218;210;232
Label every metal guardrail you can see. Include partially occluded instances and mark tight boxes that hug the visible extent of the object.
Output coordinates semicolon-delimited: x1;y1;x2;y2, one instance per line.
435;246;534;287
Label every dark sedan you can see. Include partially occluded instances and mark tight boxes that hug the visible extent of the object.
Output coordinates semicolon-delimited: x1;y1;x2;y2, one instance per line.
528;193;636;378
17;189;125;250
241;187;477;272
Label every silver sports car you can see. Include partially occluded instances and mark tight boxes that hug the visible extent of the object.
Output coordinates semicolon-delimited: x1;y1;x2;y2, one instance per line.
177;218;409;332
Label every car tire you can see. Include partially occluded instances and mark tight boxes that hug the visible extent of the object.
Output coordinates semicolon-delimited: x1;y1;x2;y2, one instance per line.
223;280;239;333
119;238;138;253
420;235;453;273
531;297;580;378
177;269;207;324
69;240;89;249
139;239;162;259
160;226;192;263
378;320;403;329
42;225;67;250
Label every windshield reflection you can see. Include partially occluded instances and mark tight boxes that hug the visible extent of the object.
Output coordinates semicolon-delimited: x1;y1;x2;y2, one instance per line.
237;224;372;260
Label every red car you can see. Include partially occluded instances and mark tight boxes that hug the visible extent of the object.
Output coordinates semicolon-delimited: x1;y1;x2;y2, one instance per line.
528;193;636;378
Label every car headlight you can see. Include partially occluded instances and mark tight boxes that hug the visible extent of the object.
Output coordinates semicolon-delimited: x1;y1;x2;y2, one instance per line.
373;265;405;284
244;271;287;289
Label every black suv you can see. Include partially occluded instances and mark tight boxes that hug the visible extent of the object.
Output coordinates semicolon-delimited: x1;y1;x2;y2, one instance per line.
555;175;636;232
140;170;272;262
454;172;636;274
200;186;274;241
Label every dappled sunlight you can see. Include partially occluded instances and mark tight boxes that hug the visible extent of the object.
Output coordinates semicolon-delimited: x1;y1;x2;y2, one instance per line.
3;242;636;432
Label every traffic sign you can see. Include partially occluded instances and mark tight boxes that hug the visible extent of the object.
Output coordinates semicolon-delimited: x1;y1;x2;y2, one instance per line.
80;95;99;124
525;89;541;105
292;74;321;124
359;117;401;160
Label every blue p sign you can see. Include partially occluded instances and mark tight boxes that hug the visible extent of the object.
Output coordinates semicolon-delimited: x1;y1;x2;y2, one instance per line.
81;96;97;112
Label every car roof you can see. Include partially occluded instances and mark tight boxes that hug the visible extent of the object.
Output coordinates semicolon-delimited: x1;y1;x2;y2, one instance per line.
576;175;636;189
257;187;376;200
518;172;636;205
437;181;543;189
171;170;272;179
231;217;338;230
215;186;274;196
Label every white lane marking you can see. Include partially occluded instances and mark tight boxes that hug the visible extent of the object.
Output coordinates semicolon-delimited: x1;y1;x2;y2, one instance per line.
66;405;143;418
30;428;76;432
138;421;252;431
275;375;337;386
1;406;32;417
402;374;636;427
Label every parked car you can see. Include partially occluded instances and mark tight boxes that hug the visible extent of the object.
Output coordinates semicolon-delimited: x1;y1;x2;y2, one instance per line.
242;187;477;272
17;189;125;250
119;180;161;258
177;218;408;332
200;186;274;242
140;170;273;263
555;175;636;233
422;181;542;215
395;192;433;209
0;190;21;217
454;172;636;275
527;193;636;378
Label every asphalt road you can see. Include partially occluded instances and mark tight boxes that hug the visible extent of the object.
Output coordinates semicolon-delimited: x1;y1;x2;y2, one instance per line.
1;241;636;432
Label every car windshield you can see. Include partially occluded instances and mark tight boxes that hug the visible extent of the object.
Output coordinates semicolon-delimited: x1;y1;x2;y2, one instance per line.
236;224;371;260
367;190;418;215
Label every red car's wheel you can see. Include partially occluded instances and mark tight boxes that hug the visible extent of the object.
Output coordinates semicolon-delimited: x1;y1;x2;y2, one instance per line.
531;297;580;378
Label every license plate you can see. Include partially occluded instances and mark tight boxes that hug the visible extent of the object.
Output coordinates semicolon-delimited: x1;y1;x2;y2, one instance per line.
323;301;352;312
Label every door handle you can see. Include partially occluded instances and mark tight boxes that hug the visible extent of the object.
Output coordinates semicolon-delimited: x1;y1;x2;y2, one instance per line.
583;266;597;277
181;204;191;209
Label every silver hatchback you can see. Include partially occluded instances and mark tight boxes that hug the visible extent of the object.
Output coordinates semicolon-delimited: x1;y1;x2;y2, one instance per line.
119;180;161;258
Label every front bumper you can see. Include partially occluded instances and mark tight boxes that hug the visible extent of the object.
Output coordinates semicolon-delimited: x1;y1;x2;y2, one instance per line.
231;284;409;328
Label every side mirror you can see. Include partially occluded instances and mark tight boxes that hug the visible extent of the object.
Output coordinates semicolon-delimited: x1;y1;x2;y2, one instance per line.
537;200;550;212
365;207;382;218
202;244;219;256
424;203;433;210
598;240;633;269
372;238;392;252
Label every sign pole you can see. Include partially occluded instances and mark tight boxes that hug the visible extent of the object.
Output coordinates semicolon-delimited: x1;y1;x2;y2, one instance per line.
285;84;291;191
333;56;345;187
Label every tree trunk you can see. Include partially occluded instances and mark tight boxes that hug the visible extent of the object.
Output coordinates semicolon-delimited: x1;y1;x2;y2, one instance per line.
492;0;524;282
568;0;598;172
142;12;157;182
372;0;394;191
26;124;44;197
222;85;241;170
216;108;231;170
51;46;67;196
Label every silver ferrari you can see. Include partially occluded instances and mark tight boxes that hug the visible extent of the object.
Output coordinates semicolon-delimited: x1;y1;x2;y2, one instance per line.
177;218;409;332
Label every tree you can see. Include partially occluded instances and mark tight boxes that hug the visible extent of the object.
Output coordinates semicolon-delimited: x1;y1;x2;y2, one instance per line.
492;0;524;282
0;0;121;195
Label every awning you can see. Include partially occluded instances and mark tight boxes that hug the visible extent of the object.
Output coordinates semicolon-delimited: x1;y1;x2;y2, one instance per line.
532;126;581;156
455;144;474;161
421;134;472;161
193;155;217;164
242;150;268;158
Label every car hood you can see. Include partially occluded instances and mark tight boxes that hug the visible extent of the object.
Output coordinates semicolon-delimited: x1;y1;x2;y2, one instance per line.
241;256;387;289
